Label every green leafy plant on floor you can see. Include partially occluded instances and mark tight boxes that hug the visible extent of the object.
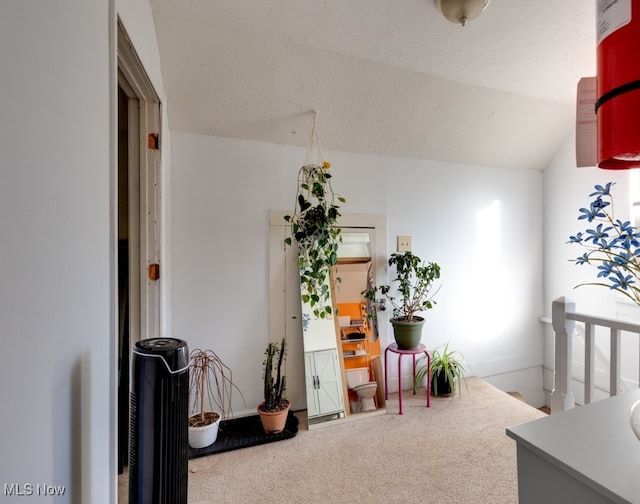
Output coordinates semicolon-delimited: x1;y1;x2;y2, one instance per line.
415;343;467;398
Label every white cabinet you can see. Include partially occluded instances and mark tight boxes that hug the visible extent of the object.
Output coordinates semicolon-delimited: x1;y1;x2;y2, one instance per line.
507;389;640;504
305;349;345;419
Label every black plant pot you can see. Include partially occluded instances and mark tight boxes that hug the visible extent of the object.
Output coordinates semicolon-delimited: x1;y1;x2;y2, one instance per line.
431;372;452;397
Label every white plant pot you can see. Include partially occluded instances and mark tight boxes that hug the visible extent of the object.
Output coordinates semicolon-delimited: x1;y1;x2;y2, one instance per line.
188;413;221;449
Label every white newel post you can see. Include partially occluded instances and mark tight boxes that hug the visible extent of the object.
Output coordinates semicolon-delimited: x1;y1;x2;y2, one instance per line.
550;297;576;414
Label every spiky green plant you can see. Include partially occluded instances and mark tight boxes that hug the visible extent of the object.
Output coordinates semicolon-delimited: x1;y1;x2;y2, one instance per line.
414;343;467;398
262;337;288;412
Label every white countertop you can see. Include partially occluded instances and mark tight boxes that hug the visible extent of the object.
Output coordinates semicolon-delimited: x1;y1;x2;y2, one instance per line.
507;390;640;504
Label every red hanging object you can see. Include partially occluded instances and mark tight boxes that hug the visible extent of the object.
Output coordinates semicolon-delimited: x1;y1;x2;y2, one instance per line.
597;0;640;169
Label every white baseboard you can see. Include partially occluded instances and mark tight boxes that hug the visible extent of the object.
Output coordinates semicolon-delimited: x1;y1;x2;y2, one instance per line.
387;366;546;409
480;366;545;408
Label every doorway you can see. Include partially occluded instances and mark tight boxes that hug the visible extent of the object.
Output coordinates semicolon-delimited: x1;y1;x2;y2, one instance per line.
116;19;163;475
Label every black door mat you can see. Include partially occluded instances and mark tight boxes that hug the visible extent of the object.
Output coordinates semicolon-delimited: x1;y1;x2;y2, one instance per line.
188;412;299;459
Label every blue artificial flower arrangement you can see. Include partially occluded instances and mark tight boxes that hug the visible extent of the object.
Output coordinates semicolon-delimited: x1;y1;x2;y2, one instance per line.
568;182;640;303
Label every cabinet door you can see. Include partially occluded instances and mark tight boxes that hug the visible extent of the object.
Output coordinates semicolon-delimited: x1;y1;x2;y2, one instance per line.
314;349;344;416
304;352;320;418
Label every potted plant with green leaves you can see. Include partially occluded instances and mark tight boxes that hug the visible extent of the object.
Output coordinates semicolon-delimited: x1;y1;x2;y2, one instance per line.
363;251;441;349
257;337;291;434
415;343;467;397
284;161;346;320
188;348;244;449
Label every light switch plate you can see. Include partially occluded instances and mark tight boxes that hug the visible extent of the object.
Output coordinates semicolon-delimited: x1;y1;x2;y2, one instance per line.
397;235;412;252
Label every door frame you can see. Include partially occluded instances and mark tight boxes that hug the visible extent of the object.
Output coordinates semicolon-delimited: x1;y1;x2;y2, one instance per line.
117;18;162;343
114;18;163;487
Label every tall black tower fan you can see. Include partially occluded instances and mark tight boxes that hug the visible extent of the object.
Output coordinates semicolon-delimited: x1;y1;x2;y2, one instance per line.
129;338;189;504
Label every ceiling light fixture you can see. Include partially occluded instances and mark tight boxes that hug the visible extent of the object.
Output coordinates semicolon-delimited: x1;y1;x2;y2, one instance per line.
434;0;490;27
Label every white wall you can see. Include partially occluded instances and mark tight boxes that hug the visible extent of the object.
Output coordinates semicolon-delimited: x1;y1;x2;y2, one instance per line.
0;2;111;502
543;131;637;404
0;1;166;502
170;131;546;409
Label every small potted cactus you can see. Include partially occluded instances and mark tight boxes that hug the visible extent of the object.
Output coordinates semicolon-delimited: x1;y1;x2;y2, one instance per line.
257;337;290;434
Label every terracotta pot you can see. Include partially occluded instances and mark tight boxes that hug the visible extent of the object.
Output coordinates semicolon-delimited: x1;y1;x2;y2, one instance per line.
257;400;291;434
390;316;425;349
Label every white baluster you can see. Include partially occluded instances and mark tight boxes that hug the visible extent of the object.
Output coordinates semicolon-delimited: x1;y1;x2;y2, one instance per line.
610;328;621;396
584;323;594;405
550;297;576;414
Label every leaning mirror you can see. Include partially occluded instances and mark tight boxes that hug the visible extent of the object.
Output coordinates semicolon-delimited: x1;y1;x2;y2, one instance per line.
302;231;385;429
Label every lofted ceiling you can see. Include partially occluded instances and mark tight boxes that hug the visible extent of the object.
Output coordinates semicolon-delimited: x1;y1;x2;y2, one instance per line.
149;0;596;171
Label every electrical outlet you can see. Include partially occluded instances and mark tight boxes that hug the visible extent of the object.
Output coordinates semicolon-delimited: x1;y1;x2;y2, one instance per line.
397;235;412;252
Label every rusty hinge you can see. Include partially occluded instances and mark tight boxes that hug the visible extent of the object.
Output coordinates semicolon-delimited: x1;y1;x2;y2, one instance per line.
148;133;159;150
148;263;160;281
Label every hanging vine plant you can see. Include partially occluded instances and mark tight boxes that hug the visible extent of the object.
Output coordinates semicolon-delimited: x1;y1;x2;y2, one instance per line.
284;161;346;319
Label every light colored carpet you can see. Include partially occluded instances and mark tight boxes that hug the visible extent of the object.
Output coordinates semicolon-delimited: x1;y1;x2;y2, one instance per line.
119;377;546;503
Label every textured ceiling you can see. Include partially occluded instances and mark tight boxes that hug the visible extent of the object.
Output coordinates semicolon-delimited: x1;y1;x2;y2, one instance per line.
149;0;596;170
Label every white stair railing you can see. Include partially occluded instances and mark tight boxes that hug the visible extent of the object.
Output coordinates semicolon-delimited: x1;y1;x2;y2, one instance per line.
551;296;640;414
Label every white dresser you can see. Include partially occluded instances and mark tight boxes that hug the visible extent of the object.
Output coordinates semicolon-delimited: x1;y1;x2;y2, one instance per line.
507;389;640;504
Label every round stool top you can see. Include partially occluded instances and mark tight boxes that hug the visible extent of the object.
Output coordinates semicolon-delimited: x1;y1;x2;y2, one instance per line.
387;343;427;354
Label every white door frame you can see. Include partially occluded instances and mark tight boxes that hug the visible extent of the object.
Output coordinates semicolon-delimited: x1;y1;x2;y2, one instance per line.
113;18;163;497
117;19;162;342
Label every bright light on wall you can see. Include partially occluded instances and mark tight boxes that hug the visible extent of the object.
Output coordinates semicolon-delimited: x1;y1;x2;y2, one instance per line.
466;200;506;342
477;200;501;260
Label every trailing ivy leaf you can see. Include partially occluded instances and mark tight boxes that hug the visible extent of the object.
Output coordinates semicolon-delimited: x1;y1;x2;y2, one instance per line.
283;162;346;320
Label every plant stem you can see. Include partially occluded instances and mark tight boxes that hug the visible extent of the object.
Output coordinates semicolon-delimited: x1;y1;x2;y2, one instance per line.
200;355;207;422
